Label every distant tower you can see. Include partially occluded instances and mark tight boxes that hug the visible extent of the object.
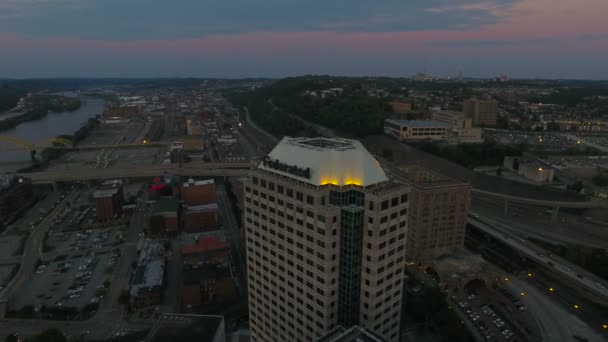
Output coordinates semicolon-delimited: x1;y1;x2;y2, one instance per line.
457;69;464;81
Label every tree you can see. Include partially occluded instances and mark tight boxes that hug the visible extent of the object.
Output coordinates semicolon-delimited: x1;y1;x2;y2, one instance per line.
118;289;130;306
568;181;584;193
381;148;393;161
5;334;18;342
592;169;608;187
27;329;66;342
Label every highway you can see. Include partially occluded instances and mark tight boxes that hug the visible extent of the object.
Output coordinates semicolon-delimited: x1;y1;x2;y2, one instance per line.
472;196;608;248
469;216;608;302
18;161;254;183
505;278;604;342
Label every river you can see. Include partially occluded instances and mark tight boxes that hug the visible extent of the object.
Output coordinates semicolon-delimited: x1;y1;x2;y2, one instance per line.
0;95;106;173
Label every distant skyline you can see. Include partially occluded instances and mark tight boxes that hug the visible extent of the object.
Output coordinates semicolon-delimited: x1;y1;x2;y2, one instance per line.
1;0;607;79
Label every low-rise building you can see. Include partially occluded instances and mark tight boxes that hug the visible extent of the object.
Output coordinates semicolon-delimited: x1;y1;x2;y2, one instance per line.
181;179;217;205
144;313;226;342
384;119;450;141
180;235;229;268
504;156;555;183
180;266;235;312
316;325;386;342
182;203;220;233
94;180;124;222
130;239;165;309
432;110;483;144
145;197;179;238
389;101;412;114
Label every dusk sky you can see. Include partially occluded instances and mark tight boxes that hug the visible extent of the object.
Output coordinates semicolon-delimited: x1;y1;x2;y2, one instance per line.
1;0;607;79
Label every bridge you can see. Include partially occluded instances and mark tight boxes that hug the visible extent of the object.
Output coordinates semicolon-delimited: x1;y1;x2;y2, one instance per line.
469;216;608;305
0;135;72;151
472;188;608;222
17;161;255;184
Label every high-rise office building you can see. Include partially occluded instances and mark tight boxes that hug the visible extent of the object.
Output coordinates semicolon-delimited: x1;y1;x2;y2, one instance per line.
400;166;471;263
245;137;409;342
463;98;498;127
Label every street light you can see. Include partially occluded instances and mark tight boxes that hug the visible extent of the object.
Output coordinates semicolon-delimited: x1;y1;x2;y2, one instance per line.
504;277;509;281
602;324;607;330
520;292;526;297
549;287;554;293
573;304;580;310
527;272;533;277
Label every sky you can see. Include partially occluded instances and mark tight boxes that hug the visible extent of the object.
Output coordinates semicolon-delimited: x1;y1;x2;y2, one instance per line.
0;0;607;79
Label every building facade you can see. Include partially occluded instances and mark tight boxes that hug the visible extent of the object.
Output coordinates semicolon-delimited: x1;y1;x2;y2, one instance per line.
463;98;498;127
245;137;409;342
384;119;450;141
401;166;471;263
182;179;217;205
432;110;483;144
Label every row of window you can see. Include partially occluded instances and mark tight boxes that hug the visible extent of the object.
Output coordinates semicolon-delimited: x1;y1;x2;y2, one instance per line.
250;178;317;205
371;194;408;211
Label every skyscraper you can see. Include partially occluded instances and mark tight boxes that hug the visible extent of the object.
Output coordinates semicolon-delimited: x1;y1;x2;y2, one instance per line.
245;137;409;342
463;98;498;127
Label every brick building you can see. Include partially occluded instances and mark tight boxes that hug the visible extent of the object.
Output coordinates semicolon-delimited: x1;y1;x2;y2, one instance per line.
180;235;228;268
182;203;220;233
94;180;124;222
402;165;471;263
181;179;217;205
145;197;179;238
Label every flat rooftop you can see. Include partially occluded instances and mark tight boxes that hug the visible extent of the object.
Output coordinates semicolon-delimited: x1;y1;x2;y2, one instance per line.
93;188;119;198
385;119;451;128
145;313;224;342
315;326;385;342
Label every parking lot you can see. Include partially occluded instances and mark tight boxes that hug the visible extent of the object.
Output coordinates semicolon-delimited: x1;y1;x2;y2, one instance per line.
10;229;124;311
454;284;537;342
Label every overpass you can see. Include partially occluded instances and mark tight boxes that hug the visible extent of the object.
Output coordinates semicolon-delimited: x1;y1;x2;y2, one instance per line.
17;161;255;184
472;188;608;221
468;216;608;305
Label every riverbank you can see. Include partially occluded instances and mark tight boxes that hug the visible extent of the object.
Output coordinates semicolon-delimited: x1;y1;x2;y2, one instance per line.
0;96;105;173
0;94;81;133
18;116;100;173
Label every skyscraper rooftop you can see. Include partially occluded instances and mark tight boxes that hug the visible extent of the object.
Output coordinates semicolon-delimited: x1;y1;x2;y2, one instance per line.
258;137;388;187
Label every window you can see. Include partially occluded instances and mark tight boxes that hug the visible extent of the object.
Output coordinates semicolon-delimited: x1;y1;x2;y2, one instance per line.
252;177;258;185
306;195;314;205
369;201;374;210
296;192;304;201
401;194;408;203
260;179;266;188
268;182;275;191
277;185;284;194
381;200;389;210
368;217;374;224
286;188;293;197
391;197;398;207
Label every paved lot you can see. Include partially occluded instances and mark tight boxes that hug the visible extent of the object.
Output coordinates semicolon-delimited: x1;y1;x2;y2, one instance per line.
10;229;123;310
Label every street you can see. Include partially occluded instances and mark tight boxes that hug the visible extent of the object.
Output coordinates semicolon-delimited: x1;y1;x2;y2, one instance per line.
216;183;247;297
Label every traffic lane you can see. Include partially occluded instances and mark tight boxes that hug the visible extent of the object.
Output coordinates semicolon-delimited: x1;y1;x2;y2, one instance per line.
472;197;608;248
505;278;604;342
469;216;608;300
